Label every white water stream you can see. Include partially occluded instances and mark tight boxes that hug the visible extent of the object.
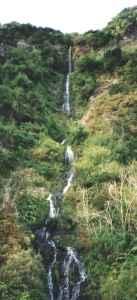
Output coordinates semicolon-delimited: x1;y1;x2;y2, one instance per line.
63;169;75;195
63;74;70;114
65;145;74;164
58;247;86;300
48;240;57;300
36;47;86;300
47;193;58;219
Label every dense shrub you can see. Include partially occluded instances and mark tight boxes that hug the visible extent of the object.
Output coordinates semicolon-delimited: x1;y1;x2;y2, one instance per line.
69;123;89;145
77;30;113;49
122;51;137;84
17;194;48;225
109;83;130;95
102;256;137;300
71;71;96;109
86;30;113;49
104;47;123;72
0;250;47;300
105;6;137;38
77;53;103;73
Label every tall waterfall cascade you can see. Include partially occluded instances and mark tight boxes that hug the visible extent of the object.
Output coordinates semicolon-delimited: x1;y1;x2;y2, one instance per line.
63;46;72;115
36;47;86;300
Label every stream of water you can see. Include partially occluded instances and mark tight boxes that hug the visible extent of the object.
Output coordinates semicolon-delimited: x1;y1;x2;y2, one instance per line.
36;47;86;300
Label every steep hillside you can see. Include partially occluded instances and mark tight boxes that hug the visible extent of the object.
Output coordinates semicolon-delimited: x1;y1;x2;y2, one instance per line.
67;6;137;299
0;6;137;300
0;23;70;300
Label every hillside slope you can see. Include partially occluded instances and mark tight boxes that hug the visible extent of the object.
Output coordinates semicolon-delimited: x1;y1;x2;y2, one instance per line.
0;6;137;300
68;6;137;299
0;23;69;300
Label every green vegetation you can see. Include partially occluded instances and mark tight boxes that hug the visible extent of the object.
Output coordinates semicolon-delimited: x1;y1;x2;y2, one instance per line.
1;6;137;300
0;22;68;299
105;6;137;39
67;6;137;299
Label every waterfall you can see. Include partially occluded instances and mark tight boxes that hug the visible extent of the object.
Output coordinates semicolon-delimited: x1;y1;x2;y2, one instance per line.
63;170;75;195
61;139;66;145
63;74;70;114
36;47;86;300
48;241;57;300
58;247;86;300
65;145;74;164
69;46;72;74
63;46;72;115
47;193;58;219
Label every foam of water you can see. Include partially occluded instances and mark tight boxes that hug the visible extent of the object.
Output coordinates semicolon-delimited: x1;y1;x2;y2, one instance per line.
48;240;57;300
61;139;66;145
65;145;74;165
63;170;75;195
63;74;70;114
47;193;58;218
58;247;86;300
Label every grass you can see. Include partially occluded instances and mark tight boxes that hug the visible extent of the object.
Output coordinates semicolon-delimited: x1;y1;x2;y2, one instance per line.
66;39;137;298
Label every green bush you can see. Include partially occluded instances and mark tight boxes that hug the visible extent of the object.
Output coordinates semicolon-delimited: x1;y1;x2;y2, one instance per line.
16;194;48;225
105;6;137;38
69;123;89;145
104;47;123;72
102;256;137;300
12;73;32;89
0;250;47;300
122;52;137;84
84;30;112;49
111;138;137;164
71;71;97;109
109;83;129;95
77;53;103;73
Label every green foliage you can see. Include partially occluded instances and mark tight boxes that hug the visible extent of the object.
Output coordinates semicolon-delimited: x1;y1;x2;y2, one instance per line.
109;83;130;95
83;30;113;49
0;121;41;174
69;8;137;300
81;75;96;98
0;22;68;299
69;123;89;145
104;47;123;72
70;71;96;117
102;256;137;300
76;138;121;187
69;37;137;297
110;137;137;164
121;50;137;84
0;250;47;300
105;6;137;38
77;53;103;73
17;194;48;225
1;8;137;300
